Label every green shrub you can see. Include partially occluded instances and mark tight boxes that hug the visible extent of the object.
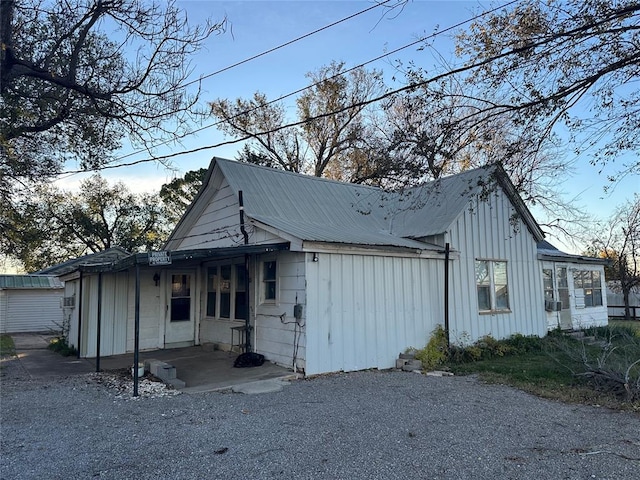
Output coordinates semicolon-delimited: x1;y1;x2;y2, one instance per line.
48;336;78;357
415;325;449;370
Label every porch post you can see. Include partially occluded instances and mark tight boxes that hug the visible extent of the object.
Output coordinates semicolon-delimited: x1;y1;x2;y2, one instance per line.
96;272;102;372
133;261;141;397
76;270;83;359
244;254;251;352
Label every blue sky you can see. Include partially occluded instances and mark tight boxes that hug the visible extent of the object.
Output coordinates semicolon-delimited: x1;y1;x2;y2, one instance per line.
57;0;638;253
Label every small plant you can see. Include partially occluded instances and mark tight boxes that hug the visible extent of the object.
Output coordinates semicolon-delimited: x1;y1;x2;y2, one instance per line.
414;325;449;370
0;334;16;358
48;336;78;357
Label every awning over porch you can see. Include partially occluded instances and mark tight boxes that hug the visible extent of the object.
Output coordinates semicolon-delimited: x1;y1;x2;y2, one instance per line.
77;242;291;273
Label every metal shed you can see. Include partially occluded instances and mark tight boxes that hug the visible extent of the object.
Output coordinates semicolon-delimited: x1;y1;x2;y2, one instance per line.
0;275;64;333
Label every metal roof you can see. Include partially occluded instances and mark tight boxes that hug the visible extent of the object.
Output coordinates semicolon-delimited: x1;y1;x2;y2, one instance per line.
216;158;543;248
217;159;442;250
537;241;609;265
0;275;63;289
35;247;131;276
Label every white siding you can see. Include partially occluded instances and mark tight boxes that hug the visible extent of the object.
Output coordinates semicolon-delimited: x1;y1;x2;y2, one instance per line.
0;289;63;333
254;252;307;371
447;190;547;344
305;252;443;375
81;272;128;357
176;178;284;249
126;267;164;352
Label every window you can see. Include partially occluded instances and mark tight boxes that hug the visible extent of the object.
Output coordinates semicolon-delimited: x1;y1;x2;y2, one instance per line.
556;267;569;310
475;260;509;312
206;267;217;317
235;265;247;320
542;269;554;300
219;265;231;318
573;270;603;307
206;263;248;320
170;274;191;322
263;261;277;302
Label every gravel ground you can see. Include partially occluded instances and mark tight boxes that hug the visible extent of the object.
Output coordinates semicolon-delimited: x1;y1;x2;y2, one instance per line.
1;356;639;480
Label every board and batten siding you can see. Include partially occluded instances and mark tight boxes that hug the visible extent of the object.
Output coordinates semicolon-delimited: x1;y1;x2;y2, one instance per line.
0;289;63;333
81;272;128;357
254;251;307;371
176;177;282;250
447;190;546;344
305;251;443;375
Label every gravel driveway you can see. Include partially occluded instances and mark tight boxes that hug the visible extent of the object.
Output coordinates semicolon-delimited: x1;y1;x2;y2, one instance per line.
1;357;639;480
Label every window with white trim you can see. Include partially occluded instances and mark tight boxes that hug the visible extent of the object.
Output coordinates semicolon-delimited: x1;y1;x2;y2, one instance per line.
475;260;509;312
206;263;248;320
573;270;603;307
262;261;277;303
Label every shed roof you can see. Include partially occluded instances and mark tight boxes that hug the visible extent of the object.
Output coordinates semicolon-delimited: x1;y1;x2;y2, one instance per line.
0;275;63;289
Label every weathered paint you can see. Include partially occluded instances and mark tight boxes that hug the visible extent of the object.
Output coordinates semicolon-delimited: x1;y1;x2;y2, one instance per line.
305;251;443;375
447;190;547;344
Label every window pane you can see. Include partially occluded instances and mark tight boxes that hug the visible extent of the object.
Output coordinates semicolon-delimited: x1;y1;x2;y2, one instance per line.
171;274;190;297
557;267;568;288
206;267;217;317
543;269;554;299
494;262;507;285
592;271;601;287
495;285;509;309
593;289;603;306
585;289;594;307
583;271;593;289
475;261;489;285
264;261;276;281
220;265;231;318
477;285;491;311
558;288;570;310
171;298;190;321
573;271;584;288
264;261;276;301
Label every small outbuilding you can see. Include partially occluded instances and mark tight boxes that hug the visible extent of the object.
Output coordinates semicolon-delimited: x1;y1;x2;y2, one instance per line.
0;275;64;333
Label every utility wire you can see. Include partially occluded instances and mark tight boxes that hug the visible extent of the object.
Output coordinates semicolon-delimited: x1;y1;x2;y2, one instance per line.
111;0;398;163
61;0;520;175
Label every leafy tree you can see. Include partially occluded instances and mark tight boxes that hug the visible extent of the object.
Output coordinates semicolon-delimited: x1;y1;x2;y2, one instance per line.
2;175;169;272
0;0;226;202
588;195;640;320
454;0;640;178
159;168;208;225
210;61;393;183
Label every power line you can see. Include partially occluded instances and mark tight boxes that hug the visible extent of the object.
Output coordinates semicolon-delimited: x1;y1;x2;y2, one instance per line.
111;0;399;164
60;0;520;175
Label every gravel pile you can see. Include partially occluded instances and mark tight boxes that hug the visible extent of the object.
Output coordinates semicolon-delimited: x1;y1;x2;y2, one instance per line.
1;356;639;480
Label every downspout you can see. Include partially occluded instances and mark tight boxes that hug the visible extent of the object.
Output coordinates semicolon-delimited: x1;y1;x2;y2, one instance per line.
77;270;83;359
96;272;102;372
238;190;252;353
444;243;450;349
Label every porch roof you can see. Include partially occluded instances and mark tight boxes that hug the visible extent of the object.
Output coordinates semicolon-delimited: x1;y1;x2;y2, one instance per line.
78;243;291;273
537;240;609;265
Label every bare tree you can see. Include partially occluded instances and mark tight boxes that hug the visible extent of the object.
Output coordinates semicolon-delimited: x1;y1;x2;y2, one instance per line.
210;61;392;183
590;196;640;320
0;0;226;198
453;0;640;179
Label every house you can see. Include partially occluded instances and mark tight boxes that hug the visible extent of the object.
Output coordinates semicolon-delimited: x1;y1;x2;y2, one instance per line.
0;275;64;333
53;157;605;375
537;241;609;329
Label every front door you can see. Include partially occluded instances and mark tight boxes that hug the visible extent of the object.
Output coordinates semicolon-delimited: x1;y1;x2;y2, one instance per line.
165;272;195;346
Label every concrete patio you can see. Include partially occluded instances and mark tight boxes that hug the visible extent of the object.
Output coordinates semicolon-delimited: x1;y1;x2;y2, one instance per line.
9;333;296;394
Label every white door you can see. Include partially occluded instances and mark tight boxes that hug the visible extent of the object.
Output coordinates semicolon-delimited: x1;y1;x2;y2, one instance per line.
165;272;195;346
